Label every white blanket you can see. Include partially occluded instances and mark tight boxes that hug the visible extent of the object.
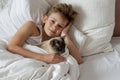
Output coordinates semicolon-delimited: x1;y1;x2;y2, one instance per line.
0;39;80;80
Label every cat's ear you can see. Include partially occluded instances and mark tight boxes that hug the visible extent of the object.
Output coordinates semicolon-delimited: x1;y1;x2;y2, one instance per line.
61;35;66;40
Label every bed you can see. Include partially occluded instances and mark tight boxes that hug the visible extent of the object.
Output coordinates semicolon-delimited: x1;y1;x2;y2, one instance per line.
0;0;120;80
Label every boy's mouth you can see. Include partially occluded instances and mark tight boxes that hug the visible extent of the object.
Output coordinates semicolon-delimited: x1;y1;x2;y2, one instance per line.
50;30;56;33
49;29;56;34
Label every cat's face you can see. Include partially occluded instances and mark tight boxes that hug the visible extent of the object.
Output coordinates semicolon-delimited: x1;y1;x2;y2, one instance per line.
49;36;66;54
39;36;66;54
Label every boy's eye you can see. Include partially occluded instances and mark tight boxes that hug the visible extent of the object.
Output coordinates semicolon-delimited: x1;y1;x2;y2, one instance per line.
51;20;55;23
58;25;63;28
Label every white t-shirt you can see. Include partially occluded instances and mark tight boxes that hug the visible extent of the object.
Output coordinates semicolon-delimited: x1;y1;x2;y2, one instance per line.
26;24;42;45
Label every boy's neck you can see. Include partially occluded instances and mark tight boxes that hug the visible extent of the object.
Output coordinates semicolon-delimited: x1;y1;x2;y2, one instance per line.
42;28;51;42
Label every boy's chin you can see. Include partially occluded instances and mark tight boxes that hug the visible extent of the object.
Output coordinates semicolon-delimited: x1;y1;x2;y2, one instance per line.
49;35;59;38
47;33;60;37
47;34;55;37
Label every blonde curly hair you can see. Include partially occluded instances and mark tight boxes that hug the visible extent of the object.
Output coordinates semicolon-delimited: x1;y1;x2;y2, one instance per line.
46;3;77;23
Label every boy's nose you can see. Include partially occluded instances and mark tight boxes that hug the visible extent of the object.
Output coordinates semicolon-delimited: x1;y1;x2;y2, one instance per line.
52;24;58;30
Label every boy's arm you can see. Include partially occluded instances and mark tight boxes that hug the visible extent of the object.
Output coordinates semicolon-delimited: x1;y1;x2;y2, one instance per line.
64;35;83;64
61;23;83;64
7;21;65;64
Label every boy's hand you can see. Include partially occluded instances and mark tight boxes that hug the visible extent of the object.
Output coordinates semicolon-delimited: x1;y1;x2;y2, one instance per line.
42;54;66;64
61;22;73;36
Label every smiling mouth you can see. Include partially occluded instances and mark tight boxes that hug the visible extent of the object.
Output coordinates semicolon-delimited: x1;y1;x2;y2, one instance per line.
49;29;56;34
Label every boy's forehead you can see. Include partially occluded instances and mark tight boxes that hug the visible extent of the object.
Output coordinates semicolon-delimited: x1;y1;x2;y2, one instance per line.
48;12;69;26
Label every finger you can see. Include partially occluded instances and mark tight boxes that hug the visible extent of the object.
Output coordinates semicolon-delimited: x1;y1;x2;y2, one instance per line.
67;22;73;28
59;56;66;61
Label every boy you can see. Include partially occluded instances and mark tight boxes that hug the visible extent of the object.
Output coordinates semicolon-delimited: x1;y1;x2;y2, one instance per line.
7;3;83;64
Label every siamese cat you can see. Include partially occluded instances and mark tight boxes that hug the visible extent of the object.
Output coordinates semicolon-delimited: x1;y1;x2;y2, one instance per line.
38;36;66;54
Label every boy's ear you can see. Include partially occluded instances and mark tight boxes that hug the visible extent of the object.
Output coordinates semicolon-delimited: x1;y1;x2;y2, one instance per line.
42;15;48;23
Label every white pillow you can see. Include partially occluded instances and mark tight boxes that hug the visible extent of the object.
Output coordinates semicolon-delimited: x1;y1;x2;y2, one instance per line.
47;0;115;56
0;0;87;55
0;0;50;39
0;0;9;12
69;26;87;53
0;0;115;57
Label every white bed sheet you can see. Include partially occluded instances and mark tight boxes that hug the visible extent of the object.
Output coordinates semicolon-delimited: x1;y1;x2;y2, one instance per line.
0;39;80;80
111;37;120;53
0;37;120;80
79;37;120;80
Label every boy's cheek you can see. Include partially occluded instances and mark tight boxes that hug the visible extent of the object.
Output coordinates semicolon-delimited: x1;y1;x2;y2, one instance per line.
56;30;62;35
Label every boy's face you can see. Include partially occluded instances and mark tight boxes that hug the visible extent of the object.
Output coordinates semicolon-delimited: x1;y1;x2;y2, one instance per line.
42;12;69;37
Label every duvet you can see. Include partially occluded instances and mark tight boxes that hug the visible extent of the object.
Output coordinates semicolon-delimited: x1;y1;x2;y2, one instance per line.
0;39;80;80
1;38;120;80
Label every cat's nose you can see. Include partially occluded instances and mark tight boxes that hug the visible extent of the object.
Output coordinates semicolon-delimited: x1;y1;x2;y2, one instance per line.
50;39;57;46
57;46;65;54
